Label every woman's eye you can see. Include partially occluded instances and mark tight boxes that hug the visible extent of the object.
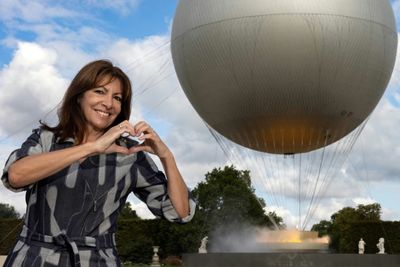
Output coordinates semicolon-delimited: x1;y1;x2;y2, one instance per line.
114;96;122;102
94;89;105;94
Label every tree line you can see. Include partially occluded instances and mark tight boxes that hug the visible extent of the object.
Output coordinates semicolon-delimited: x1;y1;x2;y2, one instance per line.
311;203;400;254
0;165;283;264
2;166;400;264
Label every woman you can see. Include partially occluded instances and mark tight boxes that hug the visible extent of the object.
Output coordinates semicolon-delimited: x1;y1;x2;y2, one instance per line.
1;60;196;266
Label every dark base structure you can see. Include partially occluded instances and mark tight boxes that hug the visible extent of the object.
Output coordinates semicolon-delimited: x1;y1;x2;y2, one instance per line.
183;253;400;267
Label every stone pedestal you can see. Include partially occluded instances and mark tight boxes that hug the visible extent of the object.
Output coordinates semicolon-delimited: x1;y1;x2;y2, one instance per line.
150;246;160;267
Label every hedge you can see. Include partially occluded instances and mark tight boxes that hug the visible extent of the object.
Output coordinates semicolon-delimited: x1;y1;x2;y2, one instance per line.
0;217;204;264
340;221;400;254
0;219;23;255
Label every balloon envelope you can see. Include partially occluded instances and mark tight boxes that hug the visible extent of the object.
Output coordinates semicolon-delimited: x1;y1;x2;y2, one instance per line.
171;0;397;154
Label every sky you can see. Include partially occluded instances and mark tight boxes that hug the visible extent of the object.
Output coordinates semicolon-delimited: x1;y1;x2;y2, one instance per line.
0;0;400;230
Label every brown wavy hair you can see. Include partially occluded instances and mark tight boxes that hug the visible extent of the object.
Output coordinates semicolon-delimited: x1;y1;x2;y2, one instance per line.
41;59;132;144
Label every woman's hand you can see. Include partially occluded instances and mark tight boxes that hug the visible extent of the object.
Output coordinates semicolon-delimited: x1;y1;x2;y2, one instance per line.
91;120;136;155
118;120;189;218
93;120;170;158
124;121;172;159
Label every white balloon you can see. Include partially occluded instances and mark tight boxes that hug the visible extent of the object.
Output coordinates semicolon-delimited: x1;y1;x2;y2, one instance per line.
171;0;397;154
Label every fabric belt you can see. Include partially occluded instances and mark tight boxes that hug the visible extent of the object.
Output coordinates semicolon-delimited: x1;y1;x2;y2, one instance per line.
19;225;116;267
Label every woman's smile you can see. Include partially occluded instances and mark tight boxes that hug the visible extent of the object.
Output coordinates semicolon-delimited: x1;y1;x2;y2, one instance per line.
79;77;123;134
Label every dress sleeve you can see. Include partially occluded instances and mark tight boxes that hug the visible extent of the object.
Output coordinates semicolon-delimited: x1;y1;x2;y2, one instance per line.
132;152;196;223
1;128;45;192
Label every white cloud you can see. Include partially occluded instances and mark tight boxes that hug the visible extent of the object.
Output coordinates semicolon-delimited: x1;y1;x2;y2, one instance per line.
0;0;79;23
382;207;400;221
347;99;400;183
310;198;348;220
1;1;400;229
0;142;27;217
0;0;112;65
265;198;352;229
103;35;228;187
352;197;377;206
0;190;26;217
265;206;298;229
128;198;156;219
0;42;67;137
85;0;141;15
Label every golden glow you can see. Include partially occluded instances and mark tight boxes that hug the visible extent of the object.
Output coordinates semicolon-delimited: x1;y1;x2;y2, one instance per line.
255;230;329;244
283;232;302;244
215;115;358;154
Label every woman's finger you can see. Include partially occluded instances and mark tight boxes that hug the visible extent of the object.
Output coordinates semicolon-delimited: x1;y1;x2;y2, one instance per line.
133;121;154;135
106;143;131;155
117;121;136;136
128;144;152;154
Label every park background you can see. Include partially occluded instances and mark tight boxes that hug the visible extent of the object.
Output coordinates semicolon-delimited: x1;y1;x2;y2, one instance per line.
1;0;400;265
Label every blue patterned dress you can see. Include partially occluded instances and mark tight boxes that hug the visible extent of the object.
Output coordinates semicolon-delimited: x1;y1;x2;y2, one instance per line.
1;128;196;267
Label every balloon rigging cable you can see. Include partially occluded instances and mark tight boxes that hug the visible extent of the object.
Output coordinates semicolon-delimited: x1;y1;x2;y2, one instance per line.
206;119;370;230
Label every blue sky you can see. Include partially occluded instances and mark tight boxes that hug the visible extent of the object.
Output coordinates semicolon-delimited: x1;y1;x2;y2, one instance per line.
0;0;400;229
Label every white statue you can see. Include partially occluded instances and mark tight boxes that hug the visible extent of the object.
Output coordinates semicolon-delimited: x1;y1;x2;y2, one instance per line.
376;238;385;254
358;238;366;254
150;246;160;267
198;236;208;254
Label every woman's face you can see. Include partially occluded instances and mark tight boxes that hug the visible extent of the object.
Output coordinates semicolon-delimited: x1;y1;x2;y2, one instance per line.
79;77;123;134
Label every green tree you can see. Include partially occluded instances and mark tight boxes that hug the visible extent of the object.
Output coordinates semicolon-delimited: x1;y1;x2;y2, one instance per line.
116;202;148;263
116;166;284;261
0;203;19;219
119;202;140;220
311;219;332;237
0;218;23;255
152;219;203;258
193;165;284;233
117;219;153;264
355;203;381;221
312;203;381;252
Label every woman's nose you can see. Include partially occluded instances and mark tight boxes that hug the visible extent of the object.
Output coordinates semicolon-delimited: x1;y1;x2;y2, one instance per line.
102;94;113;109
